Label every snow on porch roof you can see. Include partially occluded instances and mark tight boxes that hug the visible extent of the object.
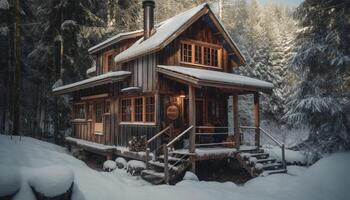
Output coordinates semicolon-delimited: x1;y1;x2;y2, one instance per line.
156;65;274;93
114;3;245;64
52;71;131;95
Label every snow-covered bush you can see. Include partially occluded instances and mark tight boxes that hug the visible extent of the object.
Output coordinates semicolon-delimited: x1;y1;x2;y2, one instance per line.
182;171;198;181
115;157;127;169
0;165;21;197
28;166;74;198
103;160;117;172
126;160;146;176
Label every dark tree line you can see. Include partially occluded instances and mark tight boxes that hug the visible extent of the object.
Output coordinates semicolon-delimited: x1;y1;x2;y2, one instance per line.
0;0;349;155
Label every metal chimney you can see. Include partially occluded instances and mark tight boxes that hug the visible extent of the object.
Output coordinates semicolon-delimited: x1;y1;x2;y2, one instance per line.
142;0;155;40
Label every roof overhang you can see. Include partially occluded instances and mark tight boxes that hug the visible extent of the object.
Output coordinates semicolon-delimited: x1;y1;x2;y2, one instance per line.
156;65;273;94
52;71;131;96
114;4;245;65
88;30;143;55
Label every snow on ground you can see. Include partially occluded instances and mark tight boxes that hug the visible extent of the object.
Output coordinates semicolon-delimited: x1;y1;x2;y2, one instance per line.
0;134;349;200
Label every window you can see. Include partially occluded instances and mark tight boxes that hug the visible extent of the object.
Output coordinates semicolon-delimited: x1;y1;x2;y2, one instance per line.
134;98;143;122
195;45;202;64
145;97;155;122
105;101;110;113
74;104;85;119
121;99;132;122
180;40;221;68
95;102;103;123
181;43;192;63
107;54;113;71
121;96;155;123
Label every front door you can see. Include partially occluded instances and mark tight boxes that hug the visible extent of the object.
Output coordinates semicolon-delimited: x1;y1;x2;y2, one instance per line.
183;99;205;127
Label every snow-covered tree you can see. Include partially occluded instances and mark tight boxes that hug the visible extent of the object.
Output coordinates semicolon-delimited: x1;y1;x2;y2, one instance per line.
283;0;350;154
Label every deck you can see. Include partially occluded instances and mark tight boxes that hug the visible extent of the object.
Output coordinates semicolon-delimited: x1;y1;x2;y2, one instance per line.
66;136;258;161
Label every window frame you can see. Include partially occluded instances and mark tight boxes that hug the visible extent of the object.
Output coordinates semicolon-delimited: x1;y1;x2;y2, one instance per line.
120;96;156;125
74;103;86;120
179;39;222;69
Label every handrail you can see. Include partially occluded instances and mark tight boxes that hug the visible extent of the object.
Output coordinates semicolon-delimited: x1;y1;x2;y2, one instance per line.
147;125;172;144
145;125;172;170
163;125;194;184
259;127;283;147
166;125;194;147
240;126;286;170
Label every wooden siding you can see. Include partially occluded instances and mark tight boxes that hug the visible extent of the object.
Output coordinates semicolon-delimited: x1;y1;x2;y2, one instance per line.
158;17;238;72
122;53;157;92
95;38;139;75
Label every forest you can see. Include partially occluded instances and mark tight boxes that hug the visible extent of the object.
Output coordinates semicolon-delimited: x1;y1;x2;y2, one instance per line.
0;0;349;158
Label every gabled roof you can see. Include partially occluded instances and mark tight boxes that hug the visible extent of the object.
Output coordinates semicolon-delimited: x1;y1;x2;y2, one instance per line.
88;30;143;55
156;65;273;93
52;71;131;95
114;3;245;65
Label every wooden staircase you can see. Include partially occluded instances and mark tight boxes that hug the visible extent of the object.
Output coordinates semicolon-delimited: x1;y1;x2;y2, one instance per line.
236;148;287;177
141;150;191;184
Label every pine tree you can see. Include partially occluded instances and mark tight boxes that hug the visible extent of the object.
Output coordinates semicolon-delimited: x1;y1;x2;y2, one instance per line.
283;0;350;154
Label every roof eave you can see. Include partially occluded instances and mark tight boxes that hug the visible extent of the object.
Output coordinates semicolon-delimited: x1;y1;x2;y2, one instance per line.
88;31;144;55
52;74;131;96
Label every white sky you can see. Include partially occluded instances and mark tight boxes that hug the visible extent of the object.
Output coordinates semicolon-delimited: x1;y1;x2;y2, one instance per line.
258;0;304;7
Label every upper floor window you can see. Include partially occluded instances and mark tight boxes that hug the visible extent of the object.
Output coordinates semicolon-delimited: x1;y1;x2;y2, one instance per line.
107;54;114;71
180;40;221;68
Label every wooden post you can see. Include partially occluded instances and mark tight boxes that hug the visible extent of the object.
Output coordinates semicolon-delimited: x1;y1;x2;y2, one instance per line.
145;147;150;169
253;92;260;148
232;94;240;148
188;85;196;172
110;97;115;145
163;145;169;184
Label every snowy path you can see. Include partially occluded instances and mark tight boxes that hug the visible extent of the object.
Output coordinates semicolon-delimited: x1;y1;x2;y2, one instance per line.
0;134;349;200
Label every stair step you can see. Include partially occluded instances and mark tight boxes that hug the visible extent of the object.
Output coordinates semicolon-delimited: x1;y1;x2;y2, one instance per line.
149;161;179;171
141;169;165;178
170;150;196;156
158;155;183;162
254;158;276;163
261;162;283;169
260;169;287;176
248;153;269;158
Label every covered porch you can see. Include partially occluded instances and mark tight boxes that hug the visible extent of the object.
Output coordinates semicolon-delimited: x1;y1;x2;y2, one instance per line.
153;65;274;172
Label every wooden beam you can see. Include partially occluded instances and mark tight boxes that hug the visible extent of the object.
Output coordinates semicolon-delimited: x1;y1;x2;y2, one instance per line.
232;94;240;148
188;85;196;173
254;92;260;148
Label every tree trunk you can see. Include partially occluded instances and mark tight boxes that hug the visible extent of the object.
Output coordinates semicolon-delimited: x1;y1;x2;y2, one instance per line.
12;0;21;136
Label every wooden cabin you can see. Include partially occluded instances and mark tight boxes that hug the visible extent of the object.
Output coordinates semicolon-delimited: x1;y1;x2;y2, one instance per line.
53;1;286;184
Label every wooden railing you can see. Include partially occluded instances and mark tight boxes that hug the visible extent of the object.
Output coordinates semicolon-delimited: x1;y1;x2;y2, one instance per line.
163;125;194;184
195;126;235;147
240;126;286;169
145;125;172;169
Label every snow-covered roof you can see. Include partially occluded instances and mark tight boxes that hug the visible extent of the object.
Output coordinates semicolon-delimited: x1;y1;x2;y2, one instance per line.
88;30;143;54
156;65;273;93
114;4;207;63
115;3;245;64
52;71;131;95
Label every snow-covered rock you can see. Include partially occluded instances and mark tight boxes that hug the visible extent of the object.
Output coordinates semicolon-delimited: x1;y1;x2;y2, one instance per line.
127;160;146;175
103;160;116;172
28;166;74;197
115;157;127;169
183;171;199;181
0;165;21;197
